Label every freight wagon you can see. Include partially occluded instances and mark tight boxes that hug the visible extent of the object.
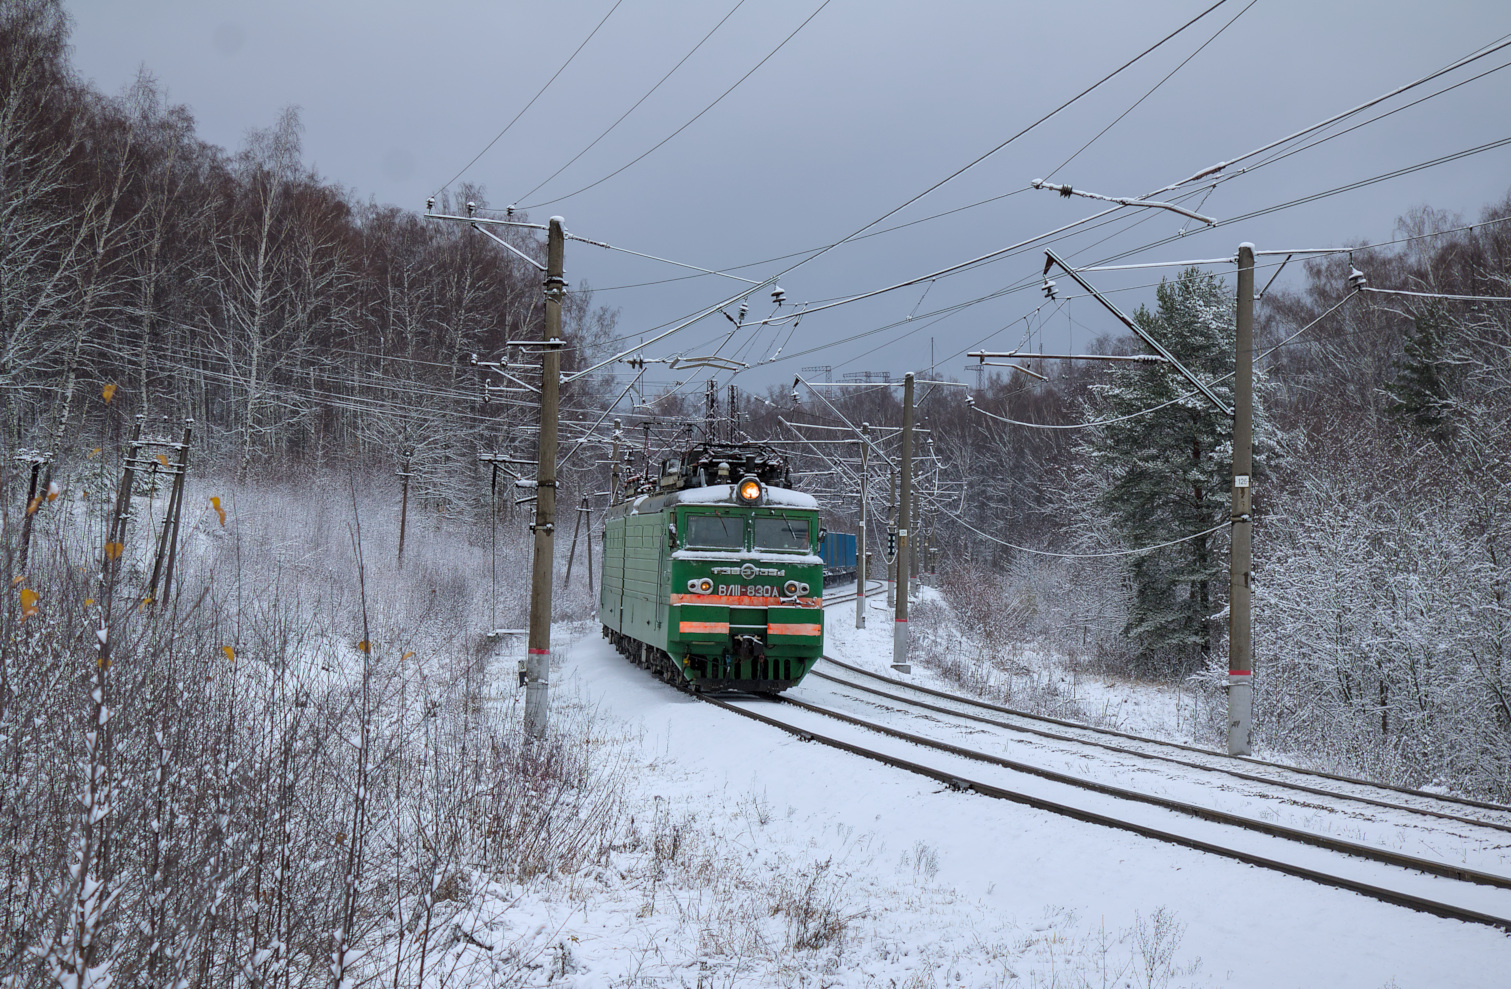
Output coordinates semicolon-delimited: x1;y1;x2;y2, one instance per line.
817;531;857;585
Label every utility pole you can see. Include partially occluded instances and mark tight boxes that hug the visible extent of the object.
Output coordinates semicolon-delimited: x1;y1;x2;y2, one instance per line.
705;379;717;441
856;422;869;629
886;467;897;608
1229;244;1255;756
910;459;921;582
397;443;413;567
610;418;622;502
525;217;565;737
893;372;914;674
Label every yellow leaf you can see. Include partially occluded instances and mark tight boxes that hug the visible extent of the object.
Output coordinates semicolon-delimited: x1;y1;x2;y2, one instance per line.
156;454;169;468
104;542;124;561
211;496;226;526
19;588;38;622
222;646;235;662
26;496;41;516
101;383;117;404
357;640;371;654
401;651;415;661
9;575;24;588
88;447;102;458
45;481;59;502
84;598;94;607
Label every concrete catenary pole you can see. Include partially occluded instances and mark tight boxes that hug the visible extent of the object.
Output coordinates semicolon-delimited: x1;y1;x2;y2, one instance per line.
856;422;869;629
525;217;566;736
886;468;897;608
893;372;914;673
1228;243;1255;756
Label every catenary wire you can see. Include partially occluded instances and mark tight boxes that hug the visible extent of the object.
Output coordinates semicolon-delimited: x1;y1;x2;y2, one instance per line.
944;510;1230;560
432;0;627;198
513;0;748;206
1043;0;1260;182
769;1;1235;282
521;0;835;209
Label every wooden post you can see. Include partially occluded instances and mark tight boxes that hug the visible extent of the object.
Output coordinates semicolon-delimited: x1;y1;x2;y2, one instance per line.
584;501;594;597
397;444;413;567
563;496;585;589
158;421;193;604
18;458;42;569
490;461;499;632
525;217;565;737
105;416;145;591
146;420;192;604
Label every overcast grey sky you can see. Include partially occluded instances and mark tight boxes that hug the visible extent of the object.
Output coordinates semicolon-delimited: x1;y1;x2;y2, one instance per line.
64;1;1511;391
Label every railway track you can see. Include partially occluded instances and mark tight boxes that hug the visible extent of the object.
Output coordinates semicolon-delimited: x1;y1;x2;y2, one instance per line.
813;657;1511;833
821;581;1511;826
694;582;1511;931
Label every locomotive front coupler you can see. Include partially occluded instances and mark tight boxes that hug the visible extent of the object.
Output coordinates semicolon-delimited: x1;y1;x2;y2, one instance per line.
734;634;766;664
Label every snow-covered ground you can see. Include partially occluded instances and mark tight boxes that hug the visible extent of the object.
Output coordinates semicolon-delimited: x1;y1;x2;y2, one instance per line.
826;582;1209;746
444;595;1511;988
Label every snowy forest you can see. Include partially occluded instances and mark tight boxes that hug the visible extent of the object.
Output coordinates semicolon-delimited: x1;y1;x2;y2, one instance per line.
3;0;1510;985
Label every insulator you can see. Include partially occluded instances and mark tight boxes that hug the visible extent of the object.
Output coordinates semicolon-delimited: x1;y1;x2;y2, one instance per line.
1042;278;1057;300
1348;267;1368;291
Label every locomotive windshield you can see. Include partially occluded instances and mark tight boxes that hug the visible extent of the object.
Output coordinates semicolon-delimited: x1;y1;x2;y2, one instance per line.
687;515;744;549
753;517;810;552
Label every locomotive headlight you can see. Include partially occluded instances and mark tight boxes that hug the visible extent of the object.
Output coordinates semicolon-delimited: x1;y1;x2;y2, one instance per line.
799;582;810;596
783;579;800;596
698;578;713;593
687;579;699;593
737;477;762;503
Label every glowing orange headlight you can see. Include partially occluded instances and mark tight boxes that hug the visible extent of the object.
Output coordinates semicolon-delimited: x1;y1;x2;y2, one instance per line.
737;477;762;503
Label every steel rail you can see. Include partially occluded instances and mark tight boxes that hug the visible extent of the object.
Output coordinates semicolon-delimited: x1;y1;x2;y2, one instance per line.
762;690;1511;890
821;653;1511;817
808;666;1511;835
698;692;1511;932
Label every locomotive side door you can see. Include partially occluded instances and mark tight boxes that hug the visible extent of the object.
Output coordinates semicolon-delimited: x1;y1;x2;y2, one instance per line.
616;516;627;629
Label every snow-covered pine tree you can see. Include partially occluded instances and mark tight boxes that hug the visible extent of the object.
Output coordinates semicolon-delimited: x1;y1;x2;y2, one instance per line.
1383;305;1459;444
1079;268;1268;675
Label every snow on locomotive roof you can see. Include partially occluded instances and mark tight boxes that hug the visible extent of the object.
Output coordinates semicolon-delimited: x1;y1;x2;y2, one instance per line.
671;549;824;565
672;484;818;509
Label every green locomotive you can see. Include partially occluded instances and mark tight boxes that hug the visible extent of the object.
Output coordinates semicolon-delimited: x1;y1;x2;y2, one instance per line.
600;444;824;692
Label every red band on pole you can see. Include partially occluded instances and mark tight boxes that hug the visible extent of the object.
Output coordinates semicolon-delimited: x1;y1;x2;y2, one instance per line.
1228;669;1251;676
529;648;550;655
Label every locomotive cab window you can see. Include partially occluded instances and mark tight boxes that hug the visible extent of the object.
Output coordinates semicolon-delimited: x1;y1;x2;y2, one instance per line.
686;514;744;550
752;517;811;552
